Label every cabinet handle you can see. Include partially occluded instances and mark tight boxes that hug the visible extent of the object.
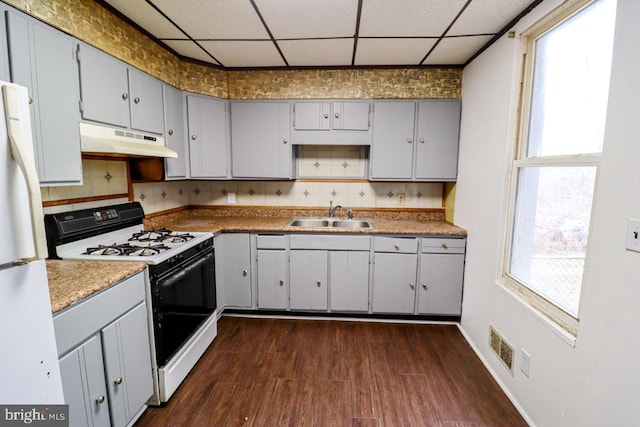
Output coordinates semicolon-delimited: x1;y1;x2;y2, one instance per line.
134;97;141;104
279;280;284;286
409;283;415;290
191;135;197;140
114;377;123;385
335;113;339;118
419;138;425;143
323;113;329;119
316;281;321;287
442;243;448;249
28;96;33;105
394;244;400;250
122;93;129;100
95;395;105;404
168;129;174;136
242;269;248;276
422;284;428;290
283;138;288;144
407;138;413;143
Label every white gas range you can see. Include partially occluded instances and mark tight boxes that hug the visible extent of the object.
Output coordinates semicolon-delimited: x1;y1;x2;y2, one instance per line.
45;202;217;404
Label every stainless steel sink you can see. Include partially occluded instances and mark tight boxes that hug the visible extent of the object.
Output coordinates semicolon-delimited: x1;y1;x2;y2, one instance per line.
287;218;373;229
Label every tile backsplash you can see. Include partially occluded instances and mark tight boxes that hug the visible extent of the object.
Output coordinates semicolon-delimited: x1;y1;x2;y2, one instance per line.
133;180;443;215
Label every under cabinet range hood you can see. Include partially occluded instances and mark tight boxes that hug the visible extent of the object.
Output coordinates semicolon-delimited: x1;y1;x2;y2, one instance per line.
80;122;177;158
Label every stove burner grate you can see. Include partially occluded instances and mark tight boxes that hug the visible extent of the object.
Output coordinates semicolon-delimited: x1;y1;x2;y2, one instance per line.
129;228;195;244
84;243;170;257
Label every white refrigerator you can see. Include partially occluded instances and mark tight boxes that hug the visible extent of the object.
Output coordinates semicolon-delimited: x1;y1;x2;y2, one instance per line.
0;81;64;403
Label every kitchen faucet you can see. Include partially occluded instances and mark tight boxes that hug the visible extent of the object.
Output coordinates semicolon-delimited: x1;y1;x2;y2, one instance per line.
328;200;342;218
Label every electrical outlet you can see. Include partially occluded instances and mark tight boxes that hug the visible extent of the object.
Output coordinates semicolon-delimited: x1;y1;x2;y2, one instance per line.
520;349;531;377
397;193;405;205
626;218;640;252
227;192;236;204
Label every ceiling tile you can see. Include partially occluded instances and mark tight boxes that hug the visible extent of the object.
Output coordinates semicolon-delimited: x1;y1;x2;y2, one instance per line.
359;0;468;37
422;35;493;65
151;0;269;39
162;40;221;65
254;0;359;39
104;0;185;39
278;39;353;66
448;0;533;36
199;41;286;68
354;38;437;66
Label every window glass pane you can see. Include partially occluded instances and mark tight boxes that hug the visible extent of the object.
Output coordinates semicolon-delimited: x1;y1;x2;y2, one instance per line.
527;0;615;157
509;166;596;316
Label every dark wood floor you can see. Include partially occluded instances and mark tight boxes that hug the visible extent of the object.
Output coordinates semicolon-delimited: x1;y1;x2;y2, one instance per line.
135;316;527;427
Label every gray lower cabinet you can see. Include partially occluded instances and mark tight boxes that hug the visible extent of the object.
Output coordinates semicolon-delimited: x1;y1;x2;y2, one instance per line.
370;100;461;181
230;101;290;178
187;95;229;179
54;272;153;427
289;250;328;311
6;11;83;186
371;236;419;313
256;249;288;309
329;251;370;312
215;233;252;308
163;84;188;179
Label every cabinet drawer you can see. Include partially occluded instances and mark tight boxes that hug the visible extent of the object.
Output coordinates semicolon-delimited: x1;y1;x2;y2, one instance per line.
421;237;466;254
290;234;370;250
373;236;418;254
54;272;146;356
256;234;286;249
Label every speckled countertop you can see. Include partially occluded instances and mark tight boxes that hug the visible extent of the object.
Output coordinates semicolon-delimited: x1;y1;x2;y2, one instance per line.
47;260;146;314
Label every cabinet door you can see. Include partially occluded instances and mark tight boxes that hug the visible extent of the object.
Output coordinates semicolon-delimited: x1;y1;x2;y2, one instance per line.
128;68;164;134
293;102;331;130
78;44;130;128
59;335;110;427
290;250;328;311
415;100;461;180
329;251;369;312
0;12;9;81
6;13;82;186
231;101;291;178
332;102;370;130
216;233;252;307
418;253;464;315
372;253;418;313
187;95;228;178
163;84;188;179
102;302;153;427
370;101;416;179
257;249;287;309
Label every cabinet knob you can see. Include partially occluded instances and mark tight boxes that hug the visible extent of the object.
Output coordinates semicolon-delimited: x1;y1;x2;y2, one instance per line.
28;96;33;105
422;284;428;290
407;138;413;143
394;244;400;250
409;283;415;290
191;135;197;140
134;96;141;104
95;395;105;404
442;243;448;249
280;280;284;286
419;138;425;143
242;269;248;276
323;113;329;119
316;281;321;287
335;113;339;118
283;139;288;144
114;377;123;385
168;129;174;136
122;93;129;100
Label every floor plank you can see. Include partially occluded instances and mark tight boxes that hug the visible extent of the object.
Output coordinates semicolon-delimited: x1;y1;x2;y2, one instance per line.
134;317;527;427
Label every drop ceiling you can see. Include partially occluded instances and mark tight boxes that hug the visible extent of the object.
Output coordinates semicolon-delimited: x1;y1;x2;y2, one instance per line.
100;0;541;69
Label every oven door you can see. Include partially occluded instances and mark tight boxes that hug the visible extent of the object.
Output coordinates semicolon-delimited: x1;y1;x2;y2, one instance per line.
152;248;216;366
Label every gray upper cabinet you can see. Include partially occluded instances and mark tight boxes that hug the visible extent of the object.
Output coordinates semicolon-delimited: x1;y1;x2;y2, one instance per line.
230;101;291;179
370;100;461;181
78;44;164;134
163;84;188;179
0;11;10;81
6;11;83;186
187;95;229;179
291;100;372;145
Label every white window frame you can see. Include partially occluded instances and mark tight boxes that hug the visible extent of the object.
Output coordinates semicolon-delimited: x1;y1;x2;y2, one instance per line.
503;0;611;336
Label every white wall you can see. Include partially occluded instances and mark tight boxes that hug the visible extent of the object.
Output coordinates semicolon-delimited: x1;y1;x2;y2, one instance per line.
455;0;640;425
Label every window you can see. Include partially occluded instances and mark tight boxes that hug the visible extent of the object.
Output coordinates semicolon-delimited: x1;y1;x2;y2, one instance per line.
505;0;616;334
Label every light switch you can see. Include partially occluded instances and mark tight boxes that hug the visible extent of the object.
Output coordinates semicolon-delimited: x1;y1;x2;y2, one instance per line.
626;218;640;252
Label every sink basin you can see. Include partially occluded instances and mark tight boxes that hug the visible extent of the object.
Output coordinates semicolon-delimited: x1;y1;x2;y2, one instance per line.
287;218;373;229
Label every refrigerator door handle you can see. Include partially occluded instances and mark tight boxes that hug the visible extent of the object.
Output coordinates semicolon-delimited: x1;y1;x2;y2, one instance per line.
2;85;48;261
